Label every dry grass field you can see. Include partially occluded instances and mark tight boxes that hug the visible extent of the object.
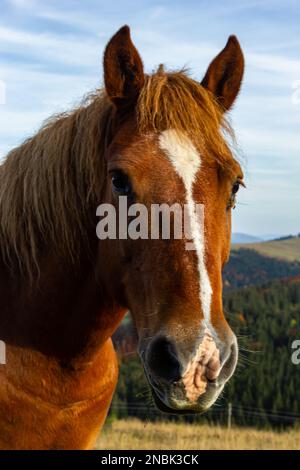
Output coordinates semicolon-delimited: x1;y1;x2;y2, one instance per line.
234;236;300;262
97;419;300;450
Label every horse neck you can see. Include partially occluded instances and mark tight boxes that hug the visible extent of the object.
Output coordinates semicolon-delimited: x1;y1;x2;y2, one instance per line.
0;240;125;368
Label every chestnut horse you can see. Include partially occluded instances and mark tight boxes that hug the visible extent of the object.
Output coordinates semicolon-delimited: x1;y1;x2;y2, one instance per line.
0;26;244;449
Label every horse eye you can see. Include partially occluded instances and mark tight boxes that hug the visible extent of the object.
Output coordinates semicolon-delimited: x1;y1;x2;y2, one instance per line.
228;179;245;210
111;171;131;195
232;181;240;195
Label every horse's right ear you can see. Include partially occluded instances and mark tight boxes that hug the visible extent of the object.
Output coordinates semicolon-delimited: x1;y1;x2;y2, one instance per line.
201;36;244;111
103;25;144;111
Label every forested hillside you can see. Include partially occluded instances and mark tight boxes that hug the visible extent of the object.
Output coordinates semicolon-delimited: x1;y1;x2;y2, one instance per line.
224;277;300;427
112;277;300;428
223;248;300;289
223;235;300;289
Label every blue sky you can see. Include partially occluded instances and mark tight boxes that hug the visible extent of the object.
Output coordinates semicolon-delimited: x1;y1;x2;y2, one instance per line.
0;0;299;237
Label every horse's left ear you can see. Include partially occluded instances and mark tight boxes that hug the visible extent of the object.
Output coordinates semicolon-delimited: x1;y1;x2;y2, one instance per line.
201;36;244;111
103;25;144;111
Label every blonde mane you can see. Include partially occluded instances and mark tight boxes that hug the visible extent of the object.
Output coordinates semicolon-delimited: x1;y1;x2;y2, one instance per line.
0;69;235;279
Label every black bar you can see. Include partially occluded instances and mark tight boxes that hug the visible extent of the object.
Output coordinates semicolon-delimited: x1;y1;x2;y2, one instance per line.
0;450;299;466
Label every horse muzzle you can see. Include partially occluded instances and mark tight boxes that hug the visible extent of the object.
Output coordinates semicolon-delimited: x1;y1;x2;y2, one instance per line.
140;328;238;413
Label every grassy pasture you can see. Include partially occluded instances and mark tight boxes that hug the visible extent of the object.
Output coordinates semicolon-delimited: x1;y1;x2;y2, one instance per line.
97;419;300;450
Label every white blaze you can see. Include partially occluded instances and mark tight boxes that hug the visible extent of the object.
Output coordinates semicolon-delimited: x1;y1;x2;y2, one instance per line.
158;129;213;324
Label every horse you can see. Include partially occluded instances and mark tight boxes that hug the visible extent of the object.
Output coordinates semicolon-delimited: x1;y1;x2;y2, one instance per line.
0;25;244;449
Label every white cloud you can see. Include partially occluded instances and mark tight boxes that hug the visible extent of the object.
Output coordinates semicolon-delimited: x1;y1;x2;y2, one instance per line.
0;26;102;66
8;0;37;8
248;52;300;77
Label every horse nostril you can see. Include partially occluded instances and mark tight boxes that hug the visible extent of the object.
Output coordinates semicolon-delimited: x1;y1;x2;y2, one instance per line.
146;336;181;384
